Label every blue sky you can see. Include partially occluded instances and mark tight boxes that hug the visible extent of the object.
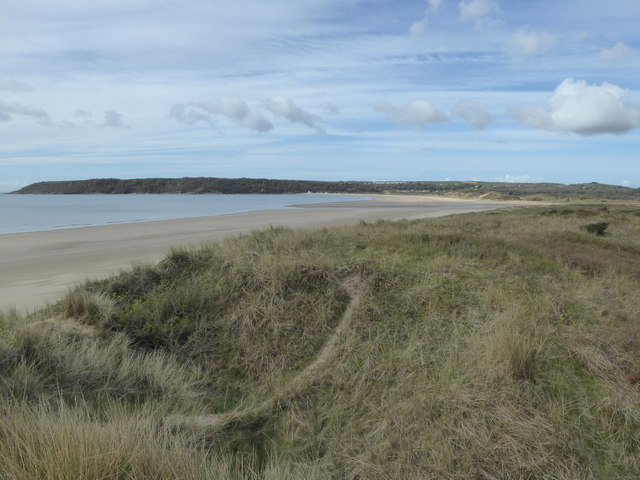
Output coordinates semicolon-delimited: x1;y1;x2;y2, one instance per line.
1;0;639;191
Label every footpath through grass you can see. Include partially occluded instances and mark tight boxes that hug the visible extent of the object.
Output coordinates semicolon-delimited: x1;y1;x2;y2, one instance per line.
1;203;639;479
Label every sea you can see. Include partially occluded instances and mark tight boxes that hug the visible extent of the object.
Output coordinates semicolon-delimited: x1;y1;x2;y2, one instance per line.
0;194;368;235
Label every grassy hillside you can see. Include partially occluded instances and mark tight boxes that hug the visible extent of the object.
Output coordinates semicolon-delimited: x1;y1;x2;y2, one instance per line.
1;204;640;478
11;176;640;200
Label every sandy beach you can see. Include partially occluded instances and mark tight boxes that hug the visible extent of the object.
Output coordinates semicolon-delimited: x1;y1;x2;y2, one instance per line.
0;195;532;312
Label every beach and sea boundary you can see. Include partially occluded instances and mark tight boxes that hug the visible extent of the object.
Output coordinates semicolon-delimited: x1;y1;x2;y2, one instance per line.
0;195;534;311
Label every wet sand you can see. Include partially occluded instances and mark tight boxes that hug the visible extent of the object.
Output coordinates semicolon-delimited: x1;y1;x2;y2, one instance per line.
0;195;532;312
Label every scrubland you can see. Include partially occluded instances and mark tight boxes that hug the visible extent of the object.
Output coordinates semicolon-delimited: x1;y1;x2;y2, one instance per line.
1;204;639;479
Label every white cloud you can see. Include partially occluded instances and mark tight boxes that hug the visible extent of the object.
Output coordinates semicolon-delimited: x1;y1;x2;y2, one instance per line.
102;110;130;128
211;97;273;132
265;96;325;134
374;99;448;129
0;76;33;92
451;99;493;129
600;42;637;64
511;78;640;135
429;0;444;9
0;100;52;125
170;97;273;132
510;29;557;57
458;0;498;23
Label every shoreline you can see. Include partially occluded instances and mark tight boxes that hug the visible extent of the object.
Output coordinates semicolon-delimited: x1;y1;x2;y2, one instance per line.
0;193;370;236
0;195;540;312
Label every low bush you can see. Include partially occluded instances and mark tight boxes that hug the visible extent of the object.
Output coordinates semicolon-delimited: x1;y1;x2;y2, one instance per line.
583;221;609;236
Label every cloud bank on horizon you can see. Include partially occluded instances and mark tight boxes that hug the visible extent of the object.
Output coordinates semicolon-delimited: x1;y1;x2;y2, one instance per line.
1;0;639;188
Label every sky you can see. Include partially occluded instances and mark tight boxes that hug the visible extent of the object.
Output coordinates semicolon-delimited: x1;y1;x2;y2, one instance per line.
1;0;640;191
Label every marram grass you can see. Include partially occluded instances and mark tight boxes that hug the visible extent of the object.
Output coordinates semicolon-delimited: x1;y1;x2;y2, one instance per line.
1;204;639;479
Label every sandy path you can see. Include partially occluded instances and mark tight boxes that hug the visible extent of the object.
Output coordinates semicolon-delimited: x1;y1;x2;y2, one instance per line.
0;195;530;312
168;277;363;434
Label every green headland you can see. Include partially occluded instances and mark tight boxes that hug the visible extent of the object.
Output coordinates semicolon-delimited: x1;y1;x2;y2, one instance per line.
12;176;640;201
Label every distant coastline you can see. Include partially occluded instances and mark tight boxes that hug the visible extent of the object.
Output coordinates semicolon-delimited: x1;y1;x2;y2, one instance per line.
11;177;640;200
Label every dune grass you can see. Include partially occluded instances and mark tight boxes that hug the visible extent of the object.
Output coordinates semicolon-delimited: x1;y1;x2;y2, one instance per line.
1;204;639;478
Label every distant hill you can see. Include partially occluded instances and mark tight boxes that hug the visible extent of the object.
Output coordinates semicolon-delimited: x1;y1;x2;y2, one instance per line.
11;177;640;200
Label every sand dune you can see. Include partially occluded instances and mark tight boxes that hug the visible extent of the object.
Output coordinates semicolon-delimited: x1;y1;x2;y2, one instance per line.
0;195;531;312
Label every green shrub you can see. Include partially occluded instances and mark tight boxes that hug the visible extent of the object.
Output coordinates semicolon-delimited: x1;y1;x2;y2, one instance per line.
583;222;609;236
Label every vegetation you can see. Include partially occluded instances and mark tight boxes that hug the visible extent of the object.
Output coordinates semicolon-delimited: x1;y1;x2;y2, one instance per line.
583;221;610;236
2;203;640;478
12;176;640;200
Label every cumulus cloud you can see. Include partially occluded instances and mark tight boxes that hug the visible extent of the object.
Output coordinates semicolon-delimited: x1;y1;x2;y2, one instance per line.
374;99;448;129
458;0;498;24
265;96;325;134
102;110;130;128
510;29;557;57
600;42;637;64
0;76;33;92
451;99;493;129
169;97;273;132
511;78;640;136
0;100;52;125
212;96;273;132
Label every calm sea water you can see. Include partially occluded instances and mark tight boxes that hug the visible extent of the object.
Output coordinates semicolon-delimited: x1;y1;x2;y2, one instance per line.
0;194;368;235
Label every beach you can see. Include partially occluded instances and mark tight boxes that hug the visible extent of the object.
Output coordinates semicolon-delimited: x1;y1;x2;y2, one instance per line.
0;195;530;312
